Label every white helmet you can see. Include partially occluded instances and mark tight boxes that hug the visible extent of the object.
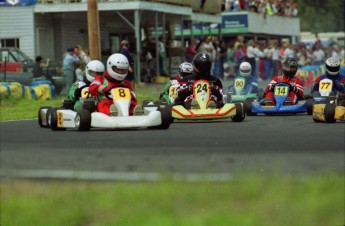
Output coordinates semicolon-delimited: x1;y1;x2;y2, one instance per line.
107;53;129;81
85;60;105;82
325;56;340;77
239;62;252;77
178;62;193;78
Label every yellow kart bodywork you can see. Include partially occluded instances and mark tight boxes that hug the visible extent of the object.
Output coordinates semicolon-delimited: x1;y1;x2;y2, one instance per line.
312;103;345;123
172;103;237;120
171;79;244;121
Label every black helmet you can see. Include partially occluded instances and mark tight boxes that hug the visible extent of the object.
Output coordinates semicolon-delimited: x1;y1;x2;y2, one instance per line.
282;57;298;78
193;52;211;75
325;56;340;78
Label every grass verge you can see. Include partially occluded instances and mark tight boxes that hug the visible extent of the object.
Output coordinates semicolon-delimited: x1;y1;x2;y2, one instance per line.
1;174;344;226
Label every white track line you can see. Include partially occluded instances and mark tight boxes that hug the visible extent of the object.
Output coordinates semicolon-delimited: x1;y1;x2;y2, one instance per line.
0;169;233;182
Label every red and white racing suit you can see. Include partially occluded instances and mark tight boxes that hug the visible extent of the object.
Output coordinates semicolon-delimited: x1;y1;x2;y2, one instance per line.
264;74;304;105
89;71;137;115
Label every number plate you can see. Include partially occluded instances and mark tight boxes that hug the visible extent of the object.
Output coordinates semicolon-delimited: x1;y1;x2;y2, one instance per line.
274;86;288;96
112;87;131;100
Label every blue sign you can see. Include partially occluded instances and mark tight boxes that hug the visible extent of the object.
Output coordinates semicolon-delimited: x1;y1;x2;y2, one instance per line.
0;0;37;6
221;13;248;33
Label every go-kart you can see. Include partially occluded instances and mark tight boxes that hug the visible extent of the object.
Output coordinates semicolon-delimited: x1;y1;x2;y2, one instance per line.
39;87;172;131
309;78;345;122
171;79;245;122
226;77;263;114
245;82;307;115
38;86;95;128
307;78;336;115
159;80;179;105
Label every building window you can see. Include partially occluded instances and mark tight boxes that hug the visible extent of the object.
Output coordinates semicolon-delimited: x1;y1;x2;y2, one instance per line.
0;39;20;48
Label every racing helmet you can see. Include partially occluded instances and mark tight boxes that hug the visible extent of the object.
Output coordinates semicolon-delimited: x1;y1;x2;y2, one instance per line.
178;62;193;79
239;62;252;77
85;60;105;83
325;56;340;77
282;57;298;78
107;53;129;81
192;52;212;75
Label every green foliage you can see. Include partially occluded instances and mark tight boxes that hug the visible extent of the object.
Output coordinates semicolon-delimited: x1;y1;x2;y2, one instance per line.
298;0;345;33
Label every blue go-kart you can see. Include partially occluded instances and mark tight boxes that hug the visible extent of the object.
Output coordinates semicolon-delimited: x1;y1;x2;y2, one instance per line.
245;82;307;115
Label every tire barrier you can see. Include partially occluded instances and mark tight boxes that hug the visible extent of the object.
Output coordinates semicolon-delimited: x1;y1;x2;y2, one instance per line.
0;80;57;100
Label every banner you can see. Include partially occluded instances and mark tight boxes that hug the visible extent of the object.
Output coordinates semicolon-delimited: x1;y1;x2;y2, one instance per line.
0;0;37;6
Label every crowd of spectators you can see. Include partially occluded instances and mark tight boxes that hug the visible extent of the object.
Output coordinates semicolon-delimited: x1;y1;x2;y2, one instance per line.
184;35;344;81
221;0;298;17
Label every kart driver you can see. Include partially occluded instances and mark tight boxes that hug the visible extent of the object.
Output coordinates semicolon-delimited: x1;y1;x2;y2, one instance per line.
263;57;304;106
174;52;224;109
311;56;345;94
159;62;193;104
68;60;105;110
89;53;137;115
228;61;259;95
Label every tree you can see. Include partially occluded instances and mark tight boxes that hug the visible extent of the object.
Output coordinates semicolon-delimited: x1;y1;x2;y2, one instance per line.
298;0;344;34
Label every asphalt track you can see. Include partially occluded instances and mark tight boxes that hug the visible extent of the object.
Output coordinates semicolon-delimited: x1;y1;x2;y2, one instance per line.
0;114;344;181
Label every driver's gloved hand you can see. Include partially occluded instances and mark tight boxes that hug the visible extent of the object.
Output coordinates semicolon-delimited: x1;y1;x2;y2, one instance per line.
102;85;112;95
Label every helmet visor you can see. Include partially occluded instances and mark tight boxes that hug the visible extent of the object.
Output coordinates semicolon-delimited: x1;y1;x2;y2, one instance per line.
112;66;128;75
88;70;103;77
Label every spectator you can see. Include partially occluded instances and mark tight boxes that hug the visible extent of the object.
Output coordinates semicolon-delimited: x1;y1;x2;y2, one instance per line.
33;56;50;78
312;44;326;65
185;39;198;63
158;36;168;76
272;42;281;77
227;42;236;78
119;39;135;86
83;49;91;65
246;39;263;76
234;43;246;76
62;47;81;95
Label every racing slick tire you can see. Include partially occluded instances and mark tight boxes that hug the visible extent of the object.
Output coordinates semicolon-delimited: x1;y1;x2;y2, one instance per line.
38;106;52;128
231;102;245;122
244;98;257;116
75;110;91;131
150;103;172;129
307;98;314;115
82;99;97;113
49;108;67;131
324;103;336;123
159;103;172;129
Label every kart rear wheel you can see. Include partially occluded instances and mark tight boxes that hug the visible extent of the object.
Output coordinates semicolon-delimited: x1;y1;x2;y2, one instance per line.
307;98;314;115
231;103;245;122
49;108;67;131
38;106;51;128
244;98;257;116
75;110;91;131
324;103;336;123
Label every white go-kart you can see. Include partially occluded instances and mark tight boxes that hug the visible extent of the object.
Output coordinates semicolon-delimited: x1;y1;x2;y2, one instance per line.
38;87;172;131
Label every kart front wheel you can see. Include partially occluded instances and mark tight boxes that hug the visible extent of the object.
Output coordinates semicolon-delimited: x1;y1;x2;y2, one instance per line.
324;103;336;123
307;98;314;115
75;110;91;131
38;106;52;128
231;103;245;122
